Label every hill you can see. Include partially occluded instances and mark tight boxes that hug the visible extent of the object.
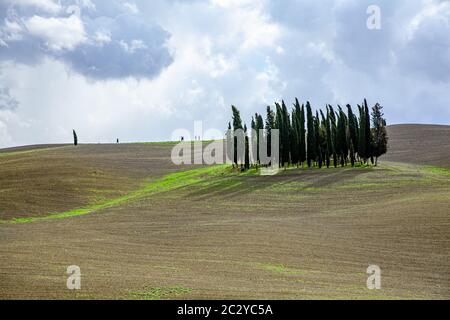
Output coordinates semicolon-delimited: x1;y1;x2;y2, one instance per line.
384;124;450;169
0;125;449;299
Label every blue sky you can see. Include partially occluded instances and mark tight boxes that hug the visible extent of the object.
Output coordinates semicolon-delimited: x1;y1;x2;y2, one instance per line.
0;0;449;147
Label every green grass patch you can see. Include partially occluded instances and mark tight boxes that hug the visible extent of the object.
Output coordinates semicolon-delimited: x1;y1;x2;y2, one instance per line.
1;165;227;224
259;263;305;276
421;166;450;176
129;285;192;300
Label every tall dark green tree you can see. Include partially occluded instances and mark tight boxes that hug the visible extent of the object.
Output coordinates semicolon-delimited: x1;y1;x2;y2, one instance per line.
371;103;388;166
73;129;78;146
226;122;233;163
336;107;348;167
358;104;367;163
347;105;358;166
281;101;291;166
255;113;264;164
290;107;300;166
265;106;275;162
251;116;257;166
306;102;316;167
244;124;250;170
364;99;373;163
299;102;306;166
231;105;244;167
328;105;338;168
321;110;332;168
232;105;243;131
275;103;284;166
314;111;323;168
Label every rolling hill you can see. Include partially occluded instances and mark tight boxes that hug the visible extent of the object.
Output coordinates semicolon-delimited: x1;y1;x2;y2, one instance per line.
384;124;450;169
0;124;449;299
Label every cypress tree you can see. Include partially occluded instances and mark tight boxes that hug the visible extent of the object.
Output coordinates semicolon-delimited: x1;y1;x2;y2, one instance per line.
358;104;367;163
265;106;275;162
347;104;358;166
347;104;357;165
226;122;233;164
291;108;300;166
231;105;244;167
328;105;338;168
281;101;291;166
336;106;348;167
73;129;78;146
353;113;360;162
244;124;250;170
232;105;243;130
371;103;388;166
255;113;264;164
321;109;332;168
363;99;372;163
292;98;304;166
315;111;323;168
251;116;257;165
306;102;316;167
275;103;284;166
299;103;306;166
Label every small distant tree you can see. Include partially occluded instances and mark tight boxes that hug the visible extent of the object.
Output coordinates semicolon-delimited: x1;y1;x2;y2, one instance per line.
73;129;78;146
371;103;388;166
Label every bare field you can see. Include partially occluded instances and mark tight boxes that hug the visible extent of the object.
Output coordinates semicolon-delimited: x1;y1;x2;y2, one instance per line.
0;144;203;220
384;124;450;169
0;125;449;299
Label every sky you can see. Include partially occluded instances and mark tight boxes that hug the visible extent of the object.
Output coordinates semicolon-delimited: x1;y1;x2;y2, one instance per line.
0;0;449;147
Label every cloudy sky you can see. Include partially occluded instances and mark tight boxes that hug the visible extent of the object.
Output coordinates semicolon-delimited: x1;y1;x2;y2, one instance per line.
0;0;449;147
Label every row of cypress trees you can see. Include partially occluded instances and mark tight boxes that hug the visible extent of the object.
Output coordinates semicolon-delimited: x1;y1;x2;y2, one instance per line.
228;98;388;170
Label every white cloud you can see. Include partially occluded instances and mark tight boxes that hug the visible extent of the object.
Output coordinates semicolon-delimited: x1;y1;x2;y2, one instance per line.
0;0;449;148
24;14;86;51
123;1;138;14
8;0;62;13
408;0;450;39
93;30;111;44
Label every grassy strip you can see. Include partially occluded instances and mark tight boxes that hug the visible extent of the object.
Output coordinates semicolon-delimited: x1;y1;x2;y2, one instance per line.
421;166;450;176
129;286;192;300
1;165;227;224
258;263;306;276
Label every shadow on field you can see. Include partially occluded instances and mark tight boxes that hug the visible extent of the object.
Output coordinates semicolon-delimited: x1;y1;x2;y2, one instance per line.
185;167;371;201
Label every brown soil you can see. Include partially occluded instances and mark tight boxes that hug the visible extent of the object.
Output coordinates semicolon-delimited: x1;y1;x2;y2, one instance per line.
383;124;450;169
0;125;449;299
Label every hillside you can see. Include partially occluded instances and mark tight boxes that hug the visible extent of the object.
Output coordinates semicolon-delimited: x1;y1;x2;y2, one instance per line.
0;124;449;299
384;124;450;169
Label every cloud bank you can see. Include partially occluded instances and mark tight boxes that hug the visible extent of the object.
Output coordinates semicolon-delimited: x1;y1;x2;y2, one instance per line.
0;0;449;148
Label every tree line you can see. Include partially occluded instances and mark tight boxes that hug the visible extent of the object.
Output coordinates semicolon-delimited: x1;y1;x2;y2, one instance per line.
228;98;388;170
